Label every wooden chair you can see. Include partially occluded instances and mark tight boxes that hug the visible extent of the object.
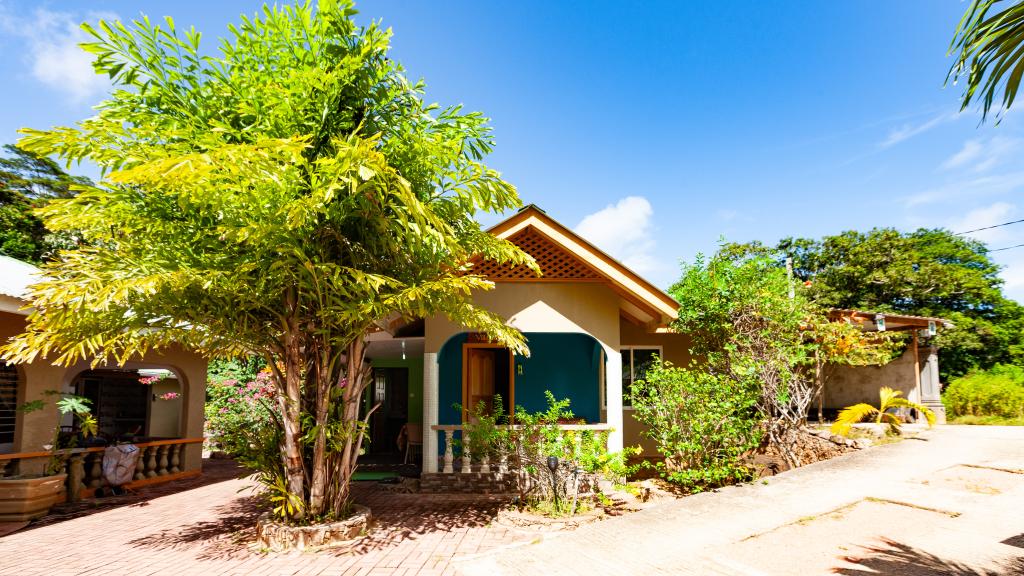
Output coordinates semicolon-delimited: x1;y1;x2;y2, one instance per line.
403;423;423;465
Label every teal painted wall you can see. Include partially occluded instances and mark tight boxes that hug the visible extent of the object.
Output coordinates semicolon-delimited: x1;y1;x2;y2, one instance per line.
371;357;424;424
437;332;602;426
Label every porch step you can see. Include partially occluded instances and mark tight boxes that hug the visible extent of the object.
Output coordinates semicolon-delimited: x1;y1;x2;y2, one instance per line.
420;472;514;495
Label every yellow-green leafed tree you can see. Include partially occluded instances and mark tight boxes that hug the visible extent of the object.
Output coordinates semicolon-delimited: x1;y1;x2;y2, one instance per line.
0;1;535;523
832;387;937;437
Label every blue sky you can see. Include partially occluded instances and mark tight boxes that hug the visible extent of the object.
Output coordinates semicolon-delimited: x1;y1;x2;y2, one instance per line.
1;1;1022;302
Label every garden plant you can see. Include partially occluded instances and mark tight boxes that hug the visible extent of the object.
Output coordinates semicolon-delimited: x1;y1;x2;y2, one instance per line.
0;0;534;525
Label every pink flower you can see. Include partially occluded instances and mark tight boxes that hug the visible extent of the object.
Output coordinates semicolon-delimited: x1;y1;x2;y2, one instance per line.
219;407;229;414
221;379;239;387
158;392;180;400
139;376;161;386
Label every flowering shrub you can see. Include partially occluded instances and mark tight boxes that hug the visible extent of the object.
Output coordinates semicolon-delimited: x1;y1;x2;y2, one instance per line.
204;367;279;459
158;391;180;400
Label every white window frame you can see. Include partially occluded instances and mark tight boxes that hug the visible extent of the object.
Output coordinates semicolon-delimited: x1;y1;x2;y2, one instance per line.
613;346;662;410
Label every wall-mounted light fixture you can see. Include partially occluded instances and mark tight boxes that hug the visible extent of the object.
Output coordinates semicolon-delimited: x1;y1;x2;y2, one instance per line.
874;314;886;332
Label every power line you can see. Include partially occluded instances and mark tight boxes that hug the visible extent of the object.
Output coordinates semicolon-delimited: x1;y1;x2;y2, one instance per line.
955;218;1024;235
989;242;1024;253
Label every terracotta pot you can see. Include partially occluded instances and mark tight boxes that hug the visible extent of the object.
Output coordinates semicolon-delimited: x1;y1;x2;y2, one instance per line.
0;474;67;522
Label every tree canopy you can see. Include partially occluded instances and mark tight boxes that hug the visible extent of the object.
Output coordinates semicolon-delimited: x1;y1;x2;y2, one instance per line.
725;228;1024;378
1;0;534;521
0;144;91;262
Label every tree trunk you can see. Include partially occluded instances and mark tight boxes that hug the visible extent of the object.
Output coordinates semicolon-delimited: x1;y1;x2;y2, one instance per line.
278;294;306;519
307;339;334;517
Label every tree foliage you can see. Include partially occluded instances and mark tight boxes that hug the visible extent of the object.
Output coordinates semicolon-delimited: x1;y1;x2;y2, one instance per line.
949;0;1024;121
726;228;1024;379
0;145;91;262
1;1;534;522
631;361;761;491
669;253;816;467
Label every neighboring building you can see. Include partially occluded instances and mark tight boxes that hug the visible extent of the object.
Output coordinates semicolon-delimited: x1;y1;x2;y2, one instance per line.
0;255;207;490
824;309;949;424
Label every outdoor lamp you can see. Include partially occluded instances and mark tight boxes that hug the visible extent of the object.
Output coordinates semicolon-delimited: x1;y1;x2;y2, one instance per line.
875;314;886;332
547;455;560;510
546;455;559;472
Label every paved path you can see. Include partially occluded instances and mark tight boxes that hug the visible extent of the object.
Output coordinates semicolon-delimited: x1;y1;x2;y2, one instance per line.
0;461;529;576
458;426;1024;576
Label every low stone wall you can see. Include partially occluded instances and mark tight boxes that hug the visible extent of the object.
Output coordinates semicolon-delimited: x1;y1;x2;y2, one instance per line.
420;471;514;494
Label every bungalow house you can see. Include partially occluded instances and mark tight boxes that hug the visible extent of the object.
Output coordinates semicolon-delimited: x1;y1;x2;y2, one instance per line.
365;205;694;469
0;255;207;505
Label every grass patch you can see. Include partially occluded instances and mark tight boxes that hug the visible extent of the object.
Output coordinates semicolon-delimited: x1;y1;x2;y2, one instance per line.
949;414;1024;426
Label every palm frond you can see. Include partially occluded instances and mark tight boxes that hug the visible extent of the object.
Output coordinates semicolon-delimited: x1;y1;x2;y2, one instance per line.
949;0;1024;121
877;386;902;412
832;403;879;436
888;398;937;428
879;412;903;435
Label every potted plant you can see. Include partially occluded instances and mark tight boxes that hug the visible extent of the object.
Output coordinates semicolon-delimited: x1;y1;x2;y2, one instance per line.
0;392;96;521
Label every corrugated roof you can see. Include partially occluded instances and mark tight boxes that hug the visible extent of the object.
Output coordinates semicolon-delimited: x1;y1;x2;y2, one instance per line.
0;255;41;302
829;308;953;328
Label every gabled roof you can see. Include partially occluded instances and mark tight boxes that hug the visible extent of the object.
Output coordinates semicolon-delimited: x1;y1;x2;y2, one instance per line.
0;255;40;315
485;205;680;329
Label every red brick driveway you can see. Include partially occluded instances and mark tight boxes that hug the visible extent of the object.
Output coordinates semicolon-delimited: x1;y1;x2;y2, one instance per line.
0;461;529;576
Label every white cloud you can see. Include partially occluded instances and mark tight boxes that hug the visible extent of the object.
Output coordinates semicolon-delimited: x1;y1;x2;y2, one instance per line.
879;112;958;149
1000;255;1024;304
945;202;1024;304
0;7;116;104
904;171;1024;207
947;202;1018;244
575;196;661;275
942;136;1022;173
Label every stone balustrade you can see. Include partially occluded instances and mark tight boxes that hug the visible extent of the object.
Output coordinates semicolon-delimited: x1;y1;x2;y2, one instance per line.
429;423;613;474
0;438;203;502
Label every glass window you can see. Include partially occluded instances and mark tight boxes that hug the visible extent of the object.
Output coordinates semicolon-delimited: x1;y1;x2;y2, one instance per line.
620;348;660;407
0;365;18;452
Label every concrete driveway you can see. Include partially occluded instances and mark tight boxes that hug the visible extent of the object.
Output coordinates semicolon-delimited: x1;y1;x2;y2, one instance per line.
457;426;1024;575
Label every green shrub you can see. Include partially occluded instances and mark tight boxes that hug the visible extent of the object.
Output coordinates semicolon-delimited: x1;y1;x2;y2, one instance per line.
943;364;1024;419
631;361;761;492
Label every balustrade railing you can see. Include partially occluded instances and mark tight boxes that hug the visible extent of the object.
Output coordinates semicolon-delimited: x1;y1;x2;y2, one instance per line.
429;424;613;474
0;438;203;501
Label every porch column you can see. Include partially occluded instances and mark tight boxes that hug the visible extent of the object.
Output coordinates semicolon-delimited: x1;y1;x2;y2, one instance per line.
920;345;946;424
604;345;624;453
423;352;439;473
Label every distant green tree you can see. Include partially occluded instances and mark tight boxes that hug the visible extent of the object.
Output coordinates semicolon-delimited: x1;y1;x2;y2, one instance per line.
949;0;1024;121
0;144;91;262
725;228;1024;379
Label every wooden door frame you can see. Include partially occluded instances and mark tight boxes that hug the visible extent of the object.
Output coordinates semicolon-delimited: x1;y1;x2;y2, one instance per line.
461;343;515;422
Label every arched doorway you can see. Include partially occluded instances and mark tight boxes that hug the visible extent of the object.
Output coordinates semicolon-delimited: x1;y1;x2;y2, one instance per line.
72;368;182;441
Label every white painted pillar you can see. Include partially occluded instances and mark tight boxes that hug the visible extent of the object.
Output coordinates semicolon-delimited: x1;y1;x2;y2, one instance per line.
423;352;439;473
604;345;624;453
